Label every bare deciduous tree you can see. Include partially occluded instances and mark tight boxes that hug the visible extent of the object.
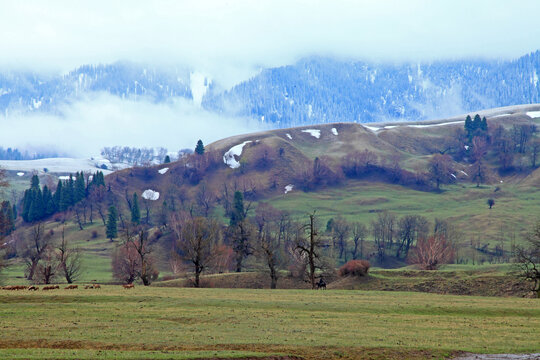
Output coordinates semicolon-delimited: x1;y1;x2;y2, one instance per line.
173;216;220;287
295;212;326;289
410;235;455;270
351;222;367;260
57;225;82;284
19;223;53;280
515;222;540;298
428;154;454;190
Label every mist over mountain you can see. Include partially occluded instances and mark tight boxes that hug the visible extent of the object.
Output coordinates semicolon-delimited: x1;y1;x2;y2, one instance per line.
203;51;540;126
0;63;192;116
2;51;540;128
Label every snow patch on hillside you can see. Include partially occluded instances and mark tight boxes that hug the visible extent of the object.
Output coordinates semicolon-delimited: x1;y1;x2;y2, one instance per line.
223;141;252;169
286;133;292;140
363;125;380;132
407;120;464;128
331;128;338;135
302;129;321;138
491;113;512;118
0;158;114;174
284;184;294;194
142;189;159;201
158;167;169;175
526;111;540;118
16;172;24;176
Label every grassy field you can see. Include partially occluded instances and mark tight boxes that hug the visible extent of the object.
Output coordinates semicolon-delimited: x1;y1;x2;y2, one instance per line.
267;180;540;249
1;287;539;359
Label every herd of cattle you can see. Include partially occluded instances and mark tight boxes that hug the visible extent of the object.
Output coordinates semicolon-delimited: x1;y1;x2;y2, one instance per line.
1;284;135;290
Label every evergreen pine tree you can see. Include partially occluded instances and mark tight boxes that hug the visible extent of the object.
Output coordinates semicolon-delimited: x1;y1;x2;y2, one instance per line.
464;115;473;137
74;172;86;202
12;204;17;221
195;140;205;155
30;174;40;190
481;116;488;132
230;191;245;226
164;155;171;163
131;193;140;224
473;114;482;132
106;206;118;241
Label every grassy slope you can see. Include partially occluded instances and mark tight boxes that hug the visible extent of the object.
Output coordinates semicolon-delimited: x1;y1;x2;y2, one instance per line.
0;287;539;359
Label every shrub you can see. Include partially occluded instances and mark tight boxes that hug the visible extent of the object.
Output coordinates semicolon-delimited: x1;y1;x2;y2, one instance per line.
91;230;99;239
338;260;370;277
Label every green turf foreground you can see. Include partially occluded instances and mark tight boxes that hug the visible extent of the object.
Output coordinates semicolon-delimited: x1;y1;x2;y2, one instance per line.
1;287;539;359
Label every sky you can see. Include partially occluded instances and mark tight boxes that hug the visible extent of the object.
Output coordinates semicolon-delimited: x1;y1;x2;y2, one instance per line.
1;0;539;156
1;0;539;84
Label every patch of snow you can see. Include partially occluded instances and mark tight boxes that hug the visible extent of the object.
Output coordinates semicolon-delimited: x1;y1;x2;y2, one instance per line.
58;175;75;181
500;180;504;183
331;128;338;135
0;158;114;174
302;129;321;139
450;173;457;179
526;111;540;118
384;125;397;129
464;145;469;150
190;72;211;107
33;99;42;109
491;113;512;118
460;170;469;177
158;167;169;175
223;141;252;169
286;133;292;140
363;125;380;132
284;184;294;194
406;120;464;128
142;189;160;201
16;172;24;177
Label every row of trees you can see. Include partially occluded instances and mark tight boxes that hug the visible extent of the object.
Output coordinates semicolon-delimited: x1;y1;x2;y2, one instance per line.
21;172;105;223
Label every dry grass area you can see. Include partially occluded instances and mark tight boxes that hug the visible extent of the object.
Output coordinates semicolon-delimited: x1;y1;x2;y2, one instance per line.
1;286;539;359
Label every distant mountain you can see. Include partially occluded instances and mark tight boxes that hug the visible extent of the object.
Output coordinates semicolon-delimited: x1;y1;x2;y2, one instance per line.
202;51;540;126
2;52;540;127
0;63;192;115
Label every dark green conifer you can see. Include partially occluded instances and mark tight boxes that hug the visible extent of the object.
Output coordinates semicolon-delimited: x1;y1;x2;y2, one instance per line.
195;140;205;155
106;206;118;241
131;193;140;224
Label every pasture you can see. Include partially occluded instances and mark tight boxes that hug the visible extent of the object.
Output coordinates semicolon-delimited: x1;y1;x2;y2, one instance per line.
1;287;539;359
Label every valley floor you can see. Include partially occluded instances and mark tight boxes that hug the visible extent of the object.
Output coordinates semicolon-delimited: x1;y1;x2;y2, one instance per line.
0;287;538;359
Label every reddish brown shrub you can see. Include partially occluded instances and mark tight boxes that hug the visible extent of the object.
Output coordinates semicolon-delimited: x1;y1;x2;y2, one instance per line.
338;260;371;277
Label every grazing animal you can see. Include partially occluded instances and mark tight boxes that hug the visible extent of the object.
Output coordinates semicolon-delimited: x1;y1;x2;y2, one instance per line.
123;284;134;289
84;284;94;289
65;285;78;290
316;278;327;290
3;285;27;290
28;286;39;291
42;286;55;290
92;284;101;289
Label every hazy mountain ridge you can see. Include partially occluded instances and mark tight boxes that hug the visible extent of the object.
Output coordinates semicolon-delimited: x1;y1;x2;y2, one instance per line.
0;63;192;115
1;52;540;127
203;51;540;126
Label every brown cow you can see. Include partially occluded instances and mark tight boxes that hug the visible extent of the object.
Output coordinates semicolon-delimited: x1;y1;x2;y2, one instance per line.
65;285;78;290
84;284;94;289
42;285;58;291
92;284;101;289
28;286;39;291
122;284;134;289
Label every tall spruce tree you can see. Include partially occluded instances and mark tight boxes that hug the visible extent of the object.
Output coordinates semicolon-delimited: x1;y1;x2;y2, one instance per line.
164;155;171;163
131;193;141;224
195;140;205;155
74;172;86;202
106;206;118;241
230;191;245;226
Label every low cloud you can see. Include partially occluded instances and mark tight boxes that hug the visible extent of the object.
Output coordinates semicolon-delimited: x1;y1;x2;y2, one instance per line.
0;93;263;157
